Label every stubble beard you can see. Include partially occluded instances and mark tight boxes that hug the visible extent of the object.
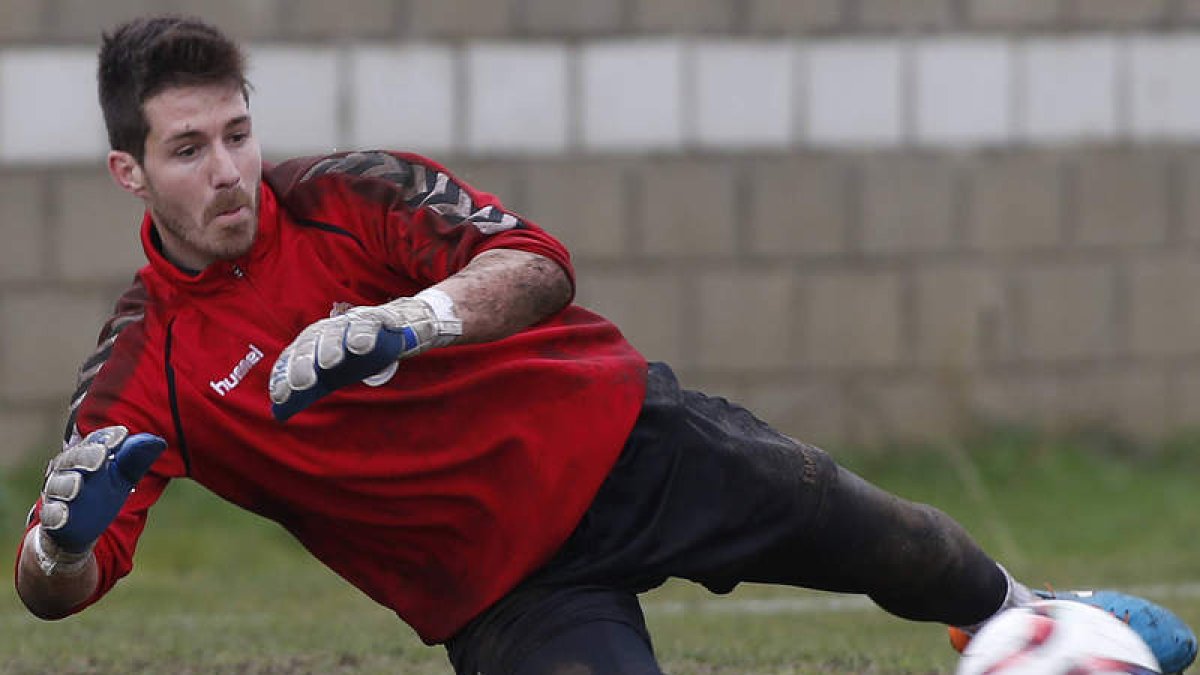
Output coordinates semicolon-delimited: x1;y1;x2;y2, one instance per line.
151;184;259;266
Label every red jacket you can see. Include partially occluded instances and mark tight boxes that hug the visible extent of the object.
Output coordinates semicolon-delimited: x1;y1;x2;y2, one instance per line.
19;151;648;643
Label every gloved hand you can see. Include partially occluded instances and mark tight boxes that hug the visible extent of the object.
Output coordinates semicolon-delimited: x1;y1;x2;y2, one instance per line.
35;426;166;572
269;294;462;422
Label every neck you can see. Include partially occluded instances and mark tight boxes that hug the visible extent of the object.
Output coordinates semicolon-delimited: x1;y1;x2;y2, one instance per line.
149;225;207;274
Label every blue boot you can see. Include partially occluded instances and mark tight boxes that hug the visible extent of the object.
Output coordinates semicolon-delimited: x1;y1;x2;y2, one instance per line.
1035;589;1197;674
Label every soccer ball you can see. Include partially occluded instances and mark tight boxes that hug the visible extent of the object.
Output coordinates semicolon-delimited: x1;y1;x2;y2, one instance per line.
956;599;1161;674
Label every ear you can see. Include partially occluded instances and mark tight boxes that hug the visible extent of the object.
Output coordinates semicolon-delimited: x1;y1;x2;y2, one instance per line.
107;150;148;198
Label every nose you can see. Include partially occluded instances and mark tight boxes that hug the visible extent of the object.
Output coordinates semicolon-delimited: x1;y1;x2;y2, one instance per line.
209;142;240;190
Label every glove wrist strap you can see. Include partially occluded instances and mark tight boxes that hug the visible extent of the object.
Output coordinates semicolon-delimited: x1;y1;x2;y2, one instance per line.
413;288;464;348
30;525;91;577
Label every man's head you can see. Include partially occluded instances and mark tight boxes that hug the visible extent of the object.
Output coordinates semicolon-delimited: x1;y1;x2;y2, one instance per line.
100;16;261;271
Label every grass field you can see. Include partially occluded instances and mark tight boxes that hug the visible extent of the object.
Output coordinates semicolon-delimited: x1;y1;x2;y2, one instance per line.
2;428;1199;674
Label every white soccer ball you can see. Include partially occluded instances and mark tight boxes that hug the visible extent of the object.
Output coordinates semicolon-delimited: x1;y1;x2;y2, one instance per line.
956;599;1161;675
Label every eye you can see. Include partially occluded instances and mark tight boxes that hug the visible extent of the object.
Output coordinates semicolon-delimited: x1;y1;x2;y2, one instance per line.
229;132;249;145
174;145;198;158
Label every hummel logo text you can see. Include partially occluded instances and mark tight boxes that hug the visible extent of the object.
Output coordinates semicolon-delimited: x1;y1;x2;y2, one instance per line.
210;344;265;396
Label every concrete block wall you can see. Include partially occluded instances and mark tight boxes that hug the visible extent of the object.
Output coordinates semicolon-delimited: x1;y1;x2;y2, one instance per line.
6;1;1200;463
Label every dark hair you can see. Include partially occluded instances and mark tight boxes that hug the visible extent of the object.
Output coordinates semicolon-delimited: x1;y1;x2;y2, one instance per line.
98;16;249;163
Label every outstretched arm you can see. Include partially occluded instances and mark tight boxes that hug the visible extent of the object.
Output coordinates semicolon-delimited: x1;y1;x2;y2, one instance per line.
16;427;167;619
16;528;100;620
429;248;572;345
269;248;572;420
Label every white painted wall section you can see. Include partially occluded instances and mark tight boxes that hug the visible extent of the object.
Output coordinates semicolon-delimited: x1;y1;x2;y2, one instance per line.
247;46;340;155
350;45;457;154
692;41;795;149
806;40;905;147
0;49;108;163
466;43;570;154
915;38;1014;147
1020;37;1120;142
580;40;686;152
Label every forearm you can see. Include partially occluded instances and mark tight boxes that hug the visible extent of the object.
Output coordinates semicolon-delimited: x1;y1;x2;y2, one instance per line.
428;248;572;345
16;526;99;620
269;249;574;420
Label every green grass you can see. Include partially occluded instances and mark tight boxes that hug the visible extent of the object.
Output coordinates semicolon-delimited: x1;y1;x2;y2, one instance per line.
2;430;1199;674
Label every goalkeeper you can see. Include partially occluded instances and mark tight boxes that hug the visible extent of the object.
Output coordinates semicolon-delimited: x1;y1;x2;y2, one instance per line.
14;15;1196;675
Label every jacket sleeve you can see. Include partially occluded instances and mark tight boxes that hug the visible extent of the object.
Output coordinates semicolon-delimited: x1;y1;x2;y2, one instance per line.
17;467;173;615
274;150;575;291
14;278;185;614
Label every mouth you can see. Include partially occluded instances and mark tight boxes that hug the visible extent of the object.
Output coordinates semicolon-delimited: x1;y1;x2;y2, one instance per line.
211;204;250;225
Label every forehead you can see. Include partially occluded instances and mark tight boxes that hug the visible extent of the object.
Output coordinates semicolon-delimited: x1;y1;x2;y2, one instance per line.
143;84;249;140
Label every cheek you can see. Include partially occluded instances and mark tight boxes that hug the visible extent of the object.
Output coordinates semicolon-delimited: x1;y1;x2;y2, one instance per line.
164;182;203;210
241;152;262;186
148;166;202;208
159;183;208;222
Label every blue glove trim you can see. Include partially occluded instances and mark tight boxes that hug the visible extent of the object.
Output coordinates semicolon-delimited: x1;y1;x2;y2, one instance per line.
271;327;406;422
45;433;167;554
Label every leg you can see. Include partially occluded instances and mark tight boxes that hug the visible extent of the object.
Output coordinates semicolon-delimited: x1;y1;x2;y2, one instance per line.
487;363;1192;672
759;463;1010;627
533;363;1011;628
514;620;662;675
445;585;662;675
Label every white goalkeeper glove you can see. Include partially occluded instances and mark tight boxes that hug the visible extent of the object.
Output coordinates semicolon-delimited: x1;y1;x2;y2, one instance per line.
269;289;462;421
34;426;166;575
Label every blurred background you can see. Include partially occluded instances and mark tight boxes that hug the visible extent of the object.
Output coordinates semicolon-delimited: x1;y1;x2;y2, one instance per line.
6;4;1200;673
4;0;1200;463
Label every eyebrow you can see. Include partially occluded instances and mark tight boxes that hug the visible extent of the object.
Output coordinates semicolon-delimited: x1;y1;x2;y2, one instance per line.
163;115;252;145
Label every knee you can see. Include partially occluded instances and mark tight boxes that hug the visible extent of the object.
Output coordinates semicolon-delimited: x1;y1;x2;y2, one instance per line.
911;503;972;566
879;502;975;589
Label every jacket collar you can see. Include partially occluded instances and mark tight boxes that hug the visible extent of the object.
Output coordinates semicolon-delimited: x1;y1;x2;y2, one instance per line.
141;178;279;294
